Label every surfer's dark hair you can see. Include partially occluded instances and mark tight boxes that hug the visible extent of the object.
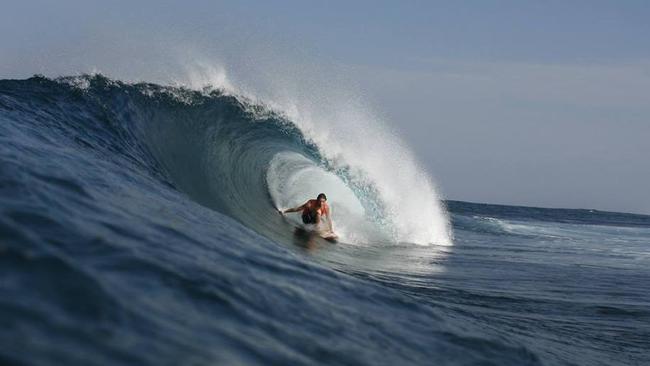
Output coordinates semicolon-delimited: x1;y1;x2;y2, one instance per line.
317;193;327;201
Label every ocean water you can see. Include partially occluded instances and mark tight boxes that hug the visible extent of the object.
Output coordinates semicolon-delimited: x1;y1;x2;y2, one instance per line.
0;75;648;366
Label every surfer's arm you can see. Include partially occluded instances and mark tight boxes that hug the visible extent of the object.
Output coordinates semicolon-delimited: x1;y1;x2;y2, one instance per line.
324;218;332;232
324;207;333;232
281;202;307;214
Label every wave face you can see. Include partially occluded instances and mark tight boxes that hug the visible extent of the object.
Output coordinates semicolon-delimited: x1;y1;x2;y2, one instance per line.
1;75;649;366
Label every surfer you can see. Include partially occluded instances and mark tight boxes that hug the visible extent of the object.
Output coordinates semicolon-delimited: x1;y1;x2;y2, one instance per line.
279;193;334;235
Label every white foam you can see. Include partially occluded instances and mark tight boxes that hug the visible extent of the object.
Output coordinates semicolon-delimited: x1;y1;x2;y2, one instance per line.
178;61;236;94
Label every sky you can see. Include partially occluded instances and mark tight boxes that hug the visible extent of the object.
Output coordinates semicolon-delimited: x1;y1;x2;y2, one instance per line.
2;1;649;214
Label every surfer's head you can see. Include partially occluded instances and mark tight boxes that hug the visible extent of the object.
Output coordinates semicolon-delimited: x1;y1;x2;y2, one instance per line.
316;193;327;206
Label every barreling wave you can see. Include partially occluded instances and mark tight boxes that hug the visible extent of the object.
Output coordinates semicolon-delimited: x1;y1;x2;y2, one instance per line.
5;74;451;246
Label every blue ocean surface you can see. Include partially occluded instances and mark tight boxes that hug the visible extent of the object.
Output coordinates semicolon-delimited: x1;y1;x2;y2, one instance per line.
0;75;648;366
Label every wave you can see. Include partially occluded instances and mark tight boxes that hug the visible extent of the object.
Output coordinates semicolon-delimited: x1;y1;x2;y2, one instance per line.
4;74;451;246
3;74;649;365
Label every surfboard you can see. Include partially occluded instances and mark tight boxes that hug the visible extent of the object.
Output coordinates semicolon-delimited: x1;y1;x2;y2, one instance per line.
320;232;339;242
301;227;338;242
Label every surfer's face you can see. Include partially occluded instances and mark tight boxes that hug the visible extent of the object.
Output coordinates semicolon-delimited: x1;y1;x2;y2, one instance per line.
318;198;326;206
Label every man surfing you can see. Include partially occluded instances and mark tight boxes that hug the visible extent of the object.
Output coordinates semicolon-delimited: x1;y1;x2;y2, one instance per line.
279;193;337;239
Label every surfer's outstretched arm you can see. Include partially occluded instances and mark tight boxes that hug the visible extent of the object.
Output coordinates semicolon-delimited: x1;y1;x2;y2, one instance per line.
280;202;307;214
327;216;333;232
324;207;333;232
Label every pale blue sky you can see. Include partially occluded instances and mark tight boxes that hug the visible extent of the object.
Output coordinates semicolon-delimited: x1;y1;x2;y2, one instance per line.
2;1;649;214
